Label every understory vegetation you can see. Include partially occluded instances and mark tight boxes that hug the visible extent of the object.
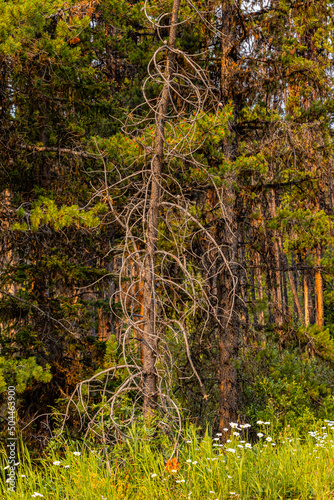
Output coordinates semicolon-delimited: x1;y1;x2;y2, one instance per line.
2;422;334;499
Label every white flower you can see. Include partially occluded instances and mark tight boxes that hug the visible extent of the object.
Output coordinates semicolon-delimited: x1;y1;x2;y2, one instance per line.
213;437;219;441
228;475;232;478
264;422;271;425
192;461;198;465
230;493;236;496
230;422;239;428
216;433;222;437
53;461;61;466
257;433;264;438
64;465;70;469
186;459;192;463
233;432;240;436
245;443;252;448
266;437;272;442
227;439;232;443
209;491;215;494
176;479;185;483
171;469;177;473
271;443;276;446
223;428;228;432
20;474;26;478
151;473;157;478
186;440;191;444
32;494;43;498
73;451;81;456
226;448;236;453
256;420;264;425
237;444;243;449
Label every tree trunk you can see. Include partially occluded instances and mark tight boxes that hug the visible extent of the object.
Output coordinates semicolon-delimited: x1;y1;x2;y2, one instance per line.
314;245;324;327
285;256;304;325
255;252;265;326
218;0;240;432
268;189;283;327
142;0;181;418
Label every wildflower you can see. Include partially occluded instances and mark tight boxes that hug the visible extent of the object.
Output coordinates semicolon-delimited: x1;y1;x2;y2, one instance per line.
245;443;252;449
186;459;192;463
186;440;192;444
230;493;236;496
151;473;157;478
176;479;185;483
230;422;239;428
209;491;215;494
226;448;236;453
257;433;264;438
233;432;240;436
216;433;222;437
271;443;276;447
264;422;271;425
240;441;245;443
32;494;43;498
53;461;61;466
237;445;243;449
223;428;228;432
166;457;180;473
192;461;198;465
228;475;232;478
227;439;232;443
266;437;272;442
73;452;81;456
64;465;70;469
213;437;220;441
256;420;264;425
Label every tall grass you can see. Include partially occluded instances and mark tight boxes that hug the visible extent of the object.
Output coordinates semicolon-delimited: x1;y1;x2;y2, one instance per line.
1;421;334;499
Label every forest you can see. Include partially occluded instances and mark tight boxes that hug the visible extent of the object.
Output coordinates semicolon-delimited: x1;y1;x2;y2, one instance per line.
1;0;334;498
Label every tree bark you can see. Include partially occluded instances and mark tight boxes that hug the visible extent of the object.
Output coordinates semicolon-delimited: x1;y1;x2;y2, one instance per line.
218;0;240;432
142;0;181;418
315;245;324;327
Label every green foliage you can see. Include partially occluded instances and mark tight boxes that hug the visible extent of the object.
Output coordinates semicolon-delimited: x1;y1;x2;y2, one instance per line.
2;425;334;499
12;197;105;231
241;339;334;429
0;356;52;394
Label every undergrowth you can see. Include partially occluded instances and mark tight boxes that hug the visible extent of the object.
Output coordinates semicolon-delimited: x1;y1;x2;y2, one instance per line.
1;421;334;499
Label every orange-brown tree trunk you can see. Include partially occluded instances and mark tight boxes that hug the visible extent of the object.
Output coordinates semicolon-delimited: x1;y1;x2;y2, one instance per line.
314;246;324;327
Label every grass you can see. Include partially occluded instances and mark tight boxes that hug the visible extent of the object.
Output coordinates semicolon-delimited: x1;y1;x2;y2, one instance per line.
1;421;334;499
